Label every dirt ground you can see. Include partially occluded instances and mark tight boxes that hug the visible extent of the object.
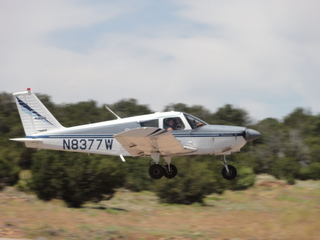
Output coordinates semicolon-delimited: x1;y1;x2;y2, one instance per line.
1;175;320;240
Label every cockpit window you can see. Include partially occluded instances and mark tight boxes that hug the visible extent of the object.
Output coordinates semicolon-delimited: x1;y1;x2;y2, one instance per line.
163;117;185;131
140;119;159;128
184;113;207;129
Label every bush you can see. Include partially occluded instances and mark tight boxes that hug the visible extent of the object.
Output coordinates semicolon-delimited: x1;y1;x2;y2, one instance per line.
30;151;125;207
298;163;320;180
307;163;320;180
228;167;255;190
0;158;20;190
286;176;295;185
124;158;153;192
298;167;310;180
15;170;32;192
271;157;300;180
152;159;226;204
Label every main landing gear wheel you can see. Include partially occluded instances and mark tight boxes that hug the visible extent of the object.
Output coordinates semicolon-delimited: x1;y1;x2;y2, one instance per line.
163;164;178;179
149;164;164;179
222;165;237;180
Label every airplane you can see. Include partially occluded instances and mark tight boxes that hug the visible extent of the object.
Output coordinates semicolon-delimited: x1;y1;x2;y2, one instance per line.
10;88;261;180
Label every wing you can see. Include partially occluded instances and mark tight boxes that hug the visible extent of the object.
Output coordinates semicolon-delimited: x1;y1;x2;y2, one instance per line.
114;127;197;157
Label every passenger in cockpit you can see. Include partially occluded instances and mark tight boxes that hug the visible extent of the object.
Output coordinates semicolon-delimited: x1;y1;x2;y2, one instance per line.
175;118;183;130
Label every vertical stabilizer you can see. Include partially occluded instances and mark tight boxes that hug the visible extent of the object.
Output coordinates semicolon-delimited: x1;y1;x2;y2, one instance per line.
13;88;64;135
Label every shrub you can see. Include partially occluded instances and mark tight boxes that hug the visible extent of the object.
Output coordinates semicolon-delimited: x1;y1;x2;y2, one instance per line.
271;157;300;180
0;158;20;190
152;159;226;204
124;158;153;192
15;170;32;192
307;163;320;180
298;163;320;180
30;151;125;207
228;167;255;190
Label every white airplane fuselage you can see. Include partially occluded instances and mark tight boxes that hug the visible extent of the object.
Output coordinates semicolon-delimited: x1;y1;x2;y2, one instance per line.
20;112;249;157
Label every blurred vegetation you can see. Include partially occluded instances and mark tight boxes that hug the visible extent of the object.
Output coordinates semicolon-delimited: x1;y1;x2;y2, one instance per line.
1;91;320;206
30;151;125;207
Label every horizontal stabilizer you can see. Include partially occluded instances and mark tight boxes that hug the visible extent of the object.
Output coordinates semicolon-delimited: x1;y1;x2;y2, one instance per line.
114;127;197;157
10;138;43;142
10;138;42;149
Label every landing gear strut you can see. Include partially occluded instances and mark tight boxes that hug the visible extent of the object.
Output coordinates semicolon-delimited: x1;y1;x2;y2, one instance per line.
148;154;178;179
221;155;237;180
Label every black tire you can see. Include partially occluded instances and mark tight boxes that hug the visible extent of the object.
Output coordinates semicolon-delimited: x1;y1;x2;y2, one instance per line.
149;164;164;179
163;164;178;179
222;165;237;180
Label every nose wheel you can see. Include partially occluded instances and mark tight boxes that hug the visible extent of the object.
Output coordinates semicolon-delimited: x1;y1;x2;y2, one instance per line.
222;165;237;180
221;155;237;180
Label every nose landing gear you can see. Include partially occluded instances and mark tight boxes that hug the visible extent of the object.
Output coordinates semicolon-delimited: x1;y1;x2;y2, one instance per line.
221;155;237;180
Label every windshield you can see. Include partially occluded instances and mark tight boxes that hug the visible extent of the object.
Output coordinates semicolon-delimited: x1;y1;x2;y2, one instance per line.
183;113;207;129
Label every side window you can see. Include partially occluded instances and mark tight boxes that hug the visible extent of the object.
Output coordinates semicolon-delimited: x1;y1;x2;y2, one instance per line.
140;119;159;128
163;117;185;131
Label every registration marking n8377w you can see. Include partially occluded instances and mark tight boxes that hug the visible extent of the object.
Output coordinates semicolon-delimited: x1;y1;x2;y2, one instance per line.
63;139;113;150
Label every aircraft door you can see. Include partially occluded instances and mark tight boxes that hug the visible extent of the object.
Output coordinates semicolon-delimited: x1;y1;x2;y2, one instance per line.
184;114;214;154
162;117;193;148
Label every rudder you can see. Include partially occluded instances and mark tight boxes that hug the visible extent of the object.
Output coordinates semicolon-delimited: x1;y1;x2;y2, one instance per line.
13;88;64;135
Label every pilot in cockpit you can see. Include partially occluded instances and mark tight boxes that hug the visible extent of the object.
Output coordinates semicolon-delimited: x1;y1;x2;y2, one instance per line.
165;118;176;131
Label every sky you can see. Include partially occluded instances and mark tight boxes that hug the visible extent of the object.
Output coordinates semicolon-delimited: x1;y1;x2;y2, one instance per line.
1;0;320;122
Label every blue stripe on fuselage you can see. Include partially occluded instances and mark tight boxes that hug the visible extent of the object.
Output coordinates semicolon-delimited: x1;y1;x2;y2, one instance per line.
173;133;244;138
26;135;114;139
25;132;243;139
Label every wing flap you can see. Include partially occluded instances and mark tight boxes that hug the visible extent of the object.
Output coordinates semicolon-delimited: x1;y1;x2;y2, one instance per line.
114;127;197;157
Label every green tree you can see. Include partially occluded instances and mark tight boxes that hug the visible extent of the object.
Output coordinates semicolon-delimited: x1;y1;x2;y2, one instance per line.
298;163;320;180
283;107;314;135
111;99;152;118
124;158;154;192
227;166;255;190
163;103;211;122
55;100;105;127
210;104;251;126
30;151;125;207
271;157;300;183
0;158;20;190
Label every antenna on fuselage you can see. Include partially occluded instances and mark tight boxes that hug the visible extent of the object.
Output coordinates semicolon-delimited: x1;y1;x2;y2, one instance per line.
105;105;121;119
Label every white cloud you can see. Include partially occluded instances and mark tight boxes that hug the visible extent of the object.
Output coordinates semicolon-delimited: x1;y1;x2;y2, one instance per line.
1;0;320;121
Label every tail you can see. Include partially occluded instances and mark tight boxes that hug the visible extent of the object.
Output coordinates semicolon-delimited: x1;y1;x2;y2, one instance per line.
13;88;64;135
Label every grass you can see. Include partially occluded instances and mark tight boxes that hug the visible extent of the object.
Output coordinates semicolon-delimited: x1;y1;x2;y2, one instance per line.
1;176;320;239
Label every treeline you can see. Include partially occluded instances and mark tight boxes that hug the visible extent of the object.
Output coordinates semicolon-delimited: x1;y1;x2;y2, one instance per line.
1;91;320;207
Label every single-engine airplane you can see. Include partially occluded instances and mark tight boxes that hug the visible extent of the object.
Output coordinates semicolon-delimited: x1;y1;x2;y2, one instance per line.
11;88;261;180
